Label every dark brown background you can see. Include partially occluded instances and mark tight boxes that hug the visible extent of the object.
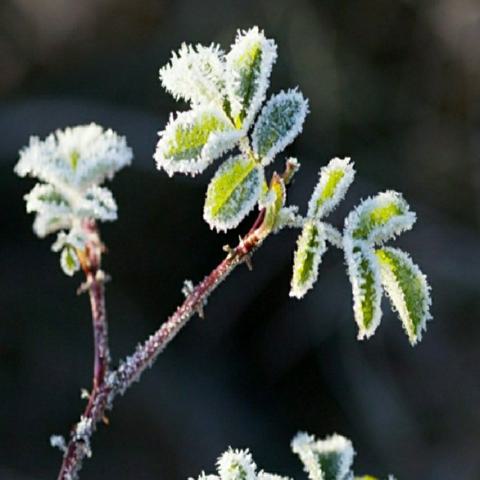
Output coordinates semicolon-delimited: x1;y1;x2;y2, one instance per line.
1;1;479;479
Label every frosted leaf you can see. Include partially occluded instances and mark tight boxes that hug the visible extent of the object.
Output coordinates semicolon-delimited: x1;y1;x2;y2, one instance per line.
15;123;132;190
344;191;416;245
260;172;286;232
204;155;264;231
252;89;309;164
24;184;73;237
60;245;80;276
225;26;277;130
344;240;382;340
291;432;355;480
375;247;432;345
52;227;86;253
160;43;226;106
78;186;118;222
307;158;355;219
217;448;257;480
290;221;327;299
155;106;241;177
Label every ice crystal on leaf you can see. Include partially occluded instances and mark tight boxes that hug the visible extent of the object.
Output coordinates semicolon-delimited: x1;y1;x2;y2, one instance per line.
343;192;431;344
252;89;309;164
225;27;277;130
154;107;241;177
291;432;355;480
375;247;432;345
15;123;132;275
160;43;226;107
204;155;264;232
290;158;355;299
156;27;309;233
192;433;391;480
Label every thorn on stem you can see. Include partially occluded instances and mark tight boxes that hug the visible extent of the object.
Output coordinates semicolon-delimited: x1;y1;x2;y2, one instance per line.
243;254;253;271
80;389;90;400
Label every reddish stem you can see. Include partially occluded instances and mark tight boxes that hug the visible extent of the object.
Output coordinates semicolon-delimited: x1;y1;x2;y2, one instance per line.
56;212;267;480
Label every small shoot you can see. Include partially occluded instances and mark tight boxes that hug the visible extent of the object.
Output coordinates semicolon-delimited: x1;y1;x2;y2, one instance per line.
290;158;355;299
343;192;431;344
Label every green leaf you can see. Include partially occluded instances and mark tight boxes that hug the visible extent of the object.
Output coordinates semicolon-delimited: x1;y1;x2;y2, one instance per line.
307;158;355;219
226;27;277;129
204;155;264;231
260;173;286;233
60;246;80;276
155;106;240;176
344;242;382;339
345;191;416;245
375;247;432;345
290;221;327;299
291;433;355;480
252;89;309;164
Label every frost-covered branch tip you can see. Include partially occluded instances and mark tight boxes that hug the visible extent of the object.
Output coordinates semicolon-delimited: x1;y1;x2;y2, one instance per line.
15;123;132;275
192;432;395;480
155;26;308;233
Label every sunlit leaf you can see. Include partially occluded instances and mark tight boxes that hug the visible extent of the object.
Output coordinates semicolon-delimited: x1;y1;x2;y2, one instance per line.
217;448;257;480
155;106;240;177
260;173;286;232
291;432;355;480
252;89;309;164
375;247;432;345
204;155;264;231
307;158;355;219
160;43;226;106
290;221;327;299
345;191;416;245
225;27;277;129
60;246;80;277
344;240;382;339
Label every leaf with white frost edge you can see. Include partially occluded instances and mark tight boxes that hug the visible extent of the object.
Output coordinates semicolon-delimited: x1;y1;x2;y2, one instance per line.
60;246;80;276
204;155;264;232
252;89;309;164
291;432;355;480
155;106;241;177
375;247;432;345
344;240;382;339
15;123;132;190
290;221;327;299
225;27;278;130
217;448;257;480
160;43;226;107
78;186;118;222
344;191;416;246
307;158;355;219
260;172;286;232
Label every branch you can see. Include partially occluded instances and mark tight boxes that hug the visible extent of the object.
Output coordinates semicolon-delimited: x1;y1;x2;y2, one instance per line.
56;209;268;480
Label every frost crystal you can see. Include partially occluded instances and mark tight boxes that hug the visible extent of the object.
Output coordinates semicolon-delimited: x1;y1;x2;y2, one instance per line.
290;221;327;299
191;433;390;480
160;43;226;107
343;192;431;343
291;432;355;480
307;158;355;219
15;123;131;276
375;247;432;345
344;191;416;246
252;89;309;164
217;448;257;480
155;106;241;177
225;26;278;130
204;155;264;232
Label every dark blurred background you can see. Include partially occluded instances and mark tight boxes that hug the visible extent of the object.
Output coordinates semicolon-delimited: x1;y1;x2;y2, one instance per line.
1;1;479;479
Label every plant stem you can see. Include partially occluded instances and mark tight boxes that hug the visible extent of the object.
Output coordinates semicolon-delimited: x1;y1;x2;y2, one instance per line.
56;210;268;480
